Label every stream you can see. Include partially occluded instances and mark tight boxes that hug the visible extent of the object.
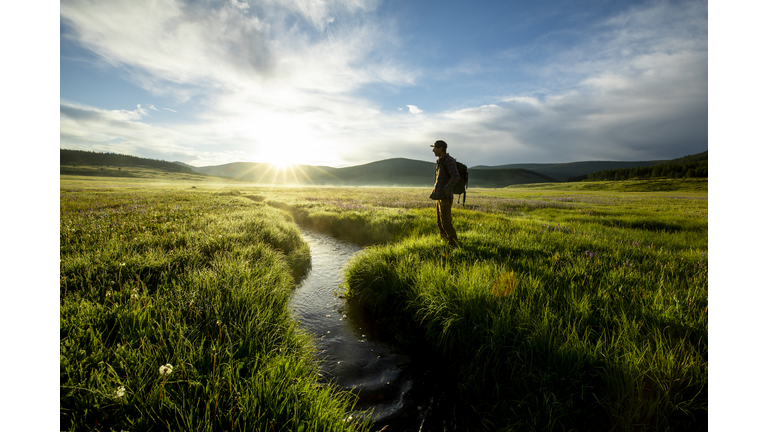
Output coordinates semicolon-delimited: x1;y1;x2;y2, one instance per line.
289;229;468;431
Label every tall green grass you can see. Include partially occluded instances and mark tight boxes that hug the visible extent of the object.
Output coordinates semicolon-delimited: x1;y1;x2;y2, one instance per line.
253;182;707;431
60;178;707;431
60;186;367;431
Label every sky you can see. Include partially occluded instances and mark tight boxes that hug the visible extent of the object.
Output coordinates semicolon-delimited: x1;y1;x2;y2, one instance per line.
59;0;709;168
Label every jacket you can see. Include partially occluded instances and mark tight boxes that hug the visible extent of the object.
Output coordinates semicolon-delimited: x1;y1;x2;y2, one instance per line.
430;153;460;200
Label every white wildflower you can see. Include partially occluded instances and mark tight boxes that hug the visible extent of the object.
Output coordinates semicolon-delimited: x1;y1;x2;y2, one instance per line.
113;386;126;398
159;363;173;376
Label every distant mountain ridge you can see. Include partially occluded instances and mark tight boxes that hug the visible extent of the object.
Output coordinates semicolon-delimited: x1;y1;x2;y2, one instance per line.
191;158;558;187
62;149;195;173
470;151;707;182
61;149;706;187
578;151;707;181
472;160;669;182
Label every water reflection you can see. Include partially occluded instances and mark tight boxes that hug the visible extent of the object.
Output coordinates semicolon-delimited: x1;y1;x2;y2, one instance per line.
290;229;468;431
289;230;410;424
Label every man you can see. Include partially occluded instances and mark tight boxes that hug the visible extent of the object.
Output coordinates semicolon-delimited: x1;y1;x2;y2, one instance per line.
429;140;460;248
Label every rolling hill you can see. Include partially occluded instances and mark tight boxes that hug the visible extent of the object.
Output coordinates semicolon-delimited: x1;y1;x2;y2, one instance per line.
61;149;706;188
471;151;707;182
471;160;668;182
190;157;557;187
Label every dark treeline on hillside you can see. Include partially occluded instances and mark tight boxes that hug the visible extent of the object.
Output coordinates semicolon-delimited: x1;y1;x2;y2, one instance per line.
61;149;193;173
570;151;708;182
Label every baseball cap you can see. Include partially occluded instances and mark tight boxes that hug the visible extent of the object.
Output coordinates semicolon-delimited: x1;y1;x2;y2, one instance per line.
431;140;447;148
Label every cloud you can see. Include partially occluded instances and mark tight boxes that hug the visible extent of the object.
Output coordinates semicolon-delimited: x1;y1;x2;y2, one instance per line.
229;0;250;12
162;108;177;112
60;102;150;124
60;100;251;165
410;1;708;164
407;105;423;115
60;0;411;96
60;0;424;165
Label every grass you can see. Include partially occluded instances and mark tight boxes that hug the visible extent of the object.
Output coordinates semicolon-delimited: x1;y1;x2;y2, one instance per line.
500;177;708;193
249;180;708;431
61;175;707;431
60;184;368;431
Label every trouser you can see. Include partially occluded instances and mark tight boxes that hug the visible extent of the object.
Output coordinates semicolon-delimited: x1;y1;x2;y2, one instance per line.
436;199;459;247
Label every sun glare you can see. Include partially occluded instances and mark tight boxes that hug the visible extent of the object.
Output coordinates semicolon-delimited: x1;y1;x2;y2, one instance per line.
262;147;296;170
269;161;293;170
253;147;313;184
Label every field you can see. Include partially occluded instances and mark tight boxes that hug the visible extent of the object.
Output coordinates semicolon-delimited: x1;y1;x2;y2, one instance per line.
60;174;707;431
59;183;368;431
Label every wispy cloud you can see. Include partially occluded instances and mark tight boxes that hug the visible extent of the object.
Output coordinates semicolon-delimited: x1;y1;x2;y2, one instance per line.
411;0;708;163
229;0;250;12
60;100;248;165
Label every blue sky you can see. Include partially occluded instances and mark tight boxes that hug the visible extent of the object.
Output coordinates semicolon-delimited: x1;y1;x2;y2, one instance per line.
60;0;708;167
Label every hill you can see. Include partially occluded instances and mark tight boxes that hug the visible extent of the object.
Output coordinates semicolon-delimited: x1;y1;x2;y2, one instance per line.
61;149;216;181
62;149;706;188
62;149;196;173
471;160;668;182
191;157;557;187
577;151;707;182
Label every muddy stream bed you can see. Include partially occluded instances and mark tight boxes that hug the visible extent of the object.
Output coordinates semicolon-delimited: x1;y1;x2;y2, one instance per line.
289;229;471;431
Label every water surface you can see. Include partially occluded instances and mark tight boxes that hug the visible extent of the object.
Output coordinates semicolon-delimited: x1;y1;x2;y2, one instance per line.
290;229;466;431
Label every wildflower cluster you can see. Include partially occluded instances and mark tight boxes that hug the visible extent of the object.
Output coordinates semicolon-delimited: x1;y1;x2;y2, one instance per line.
611;259;636;269
540;223;572;234
112;385;126;399
159;363;173;376
575;208;595;216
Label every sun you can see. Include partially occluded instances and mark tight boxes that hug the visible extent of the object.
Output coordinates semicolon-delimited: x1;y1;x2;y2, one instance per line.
255;148;311;184
263;149;296;170
269;160;293;170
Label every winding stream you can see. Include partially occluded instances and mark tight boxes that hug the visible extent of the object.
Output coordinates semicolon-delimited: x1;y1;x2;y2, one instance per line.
290;229;466;431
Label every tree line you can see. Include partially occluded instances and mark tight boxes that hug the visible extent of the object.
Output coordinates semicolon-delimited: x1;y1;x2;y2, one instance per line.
569;151;708;182
60;149;194;174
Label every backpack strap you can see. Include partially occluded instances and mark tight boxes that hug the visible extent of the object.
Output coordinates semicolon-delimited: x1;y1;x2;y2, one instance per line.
464;170;468;205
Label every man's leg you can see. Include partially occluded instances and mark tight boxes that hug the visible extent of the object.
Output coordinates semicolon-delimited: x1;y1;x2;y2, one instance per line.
436;200;448;240
438;199;459;247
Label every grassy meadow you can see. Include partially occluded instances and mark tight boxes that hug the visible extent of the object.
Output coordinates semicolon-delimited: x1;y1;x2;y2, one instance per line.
61;173;707;431
59;184;369;431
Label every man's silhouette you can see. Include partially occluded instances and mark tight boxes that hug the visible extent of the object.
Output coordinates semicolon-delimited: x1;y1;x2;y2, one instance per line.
429;140;460;248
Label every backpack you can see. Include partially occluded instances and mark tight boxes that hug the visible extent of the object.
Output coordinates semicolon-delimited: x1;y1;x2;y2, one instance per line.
454;161;469;205
439;157;469;205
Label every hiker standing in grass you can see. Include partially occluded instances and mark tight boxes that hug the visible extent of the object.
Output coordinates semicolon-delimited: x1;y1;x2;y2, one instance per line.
430;140;460;248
